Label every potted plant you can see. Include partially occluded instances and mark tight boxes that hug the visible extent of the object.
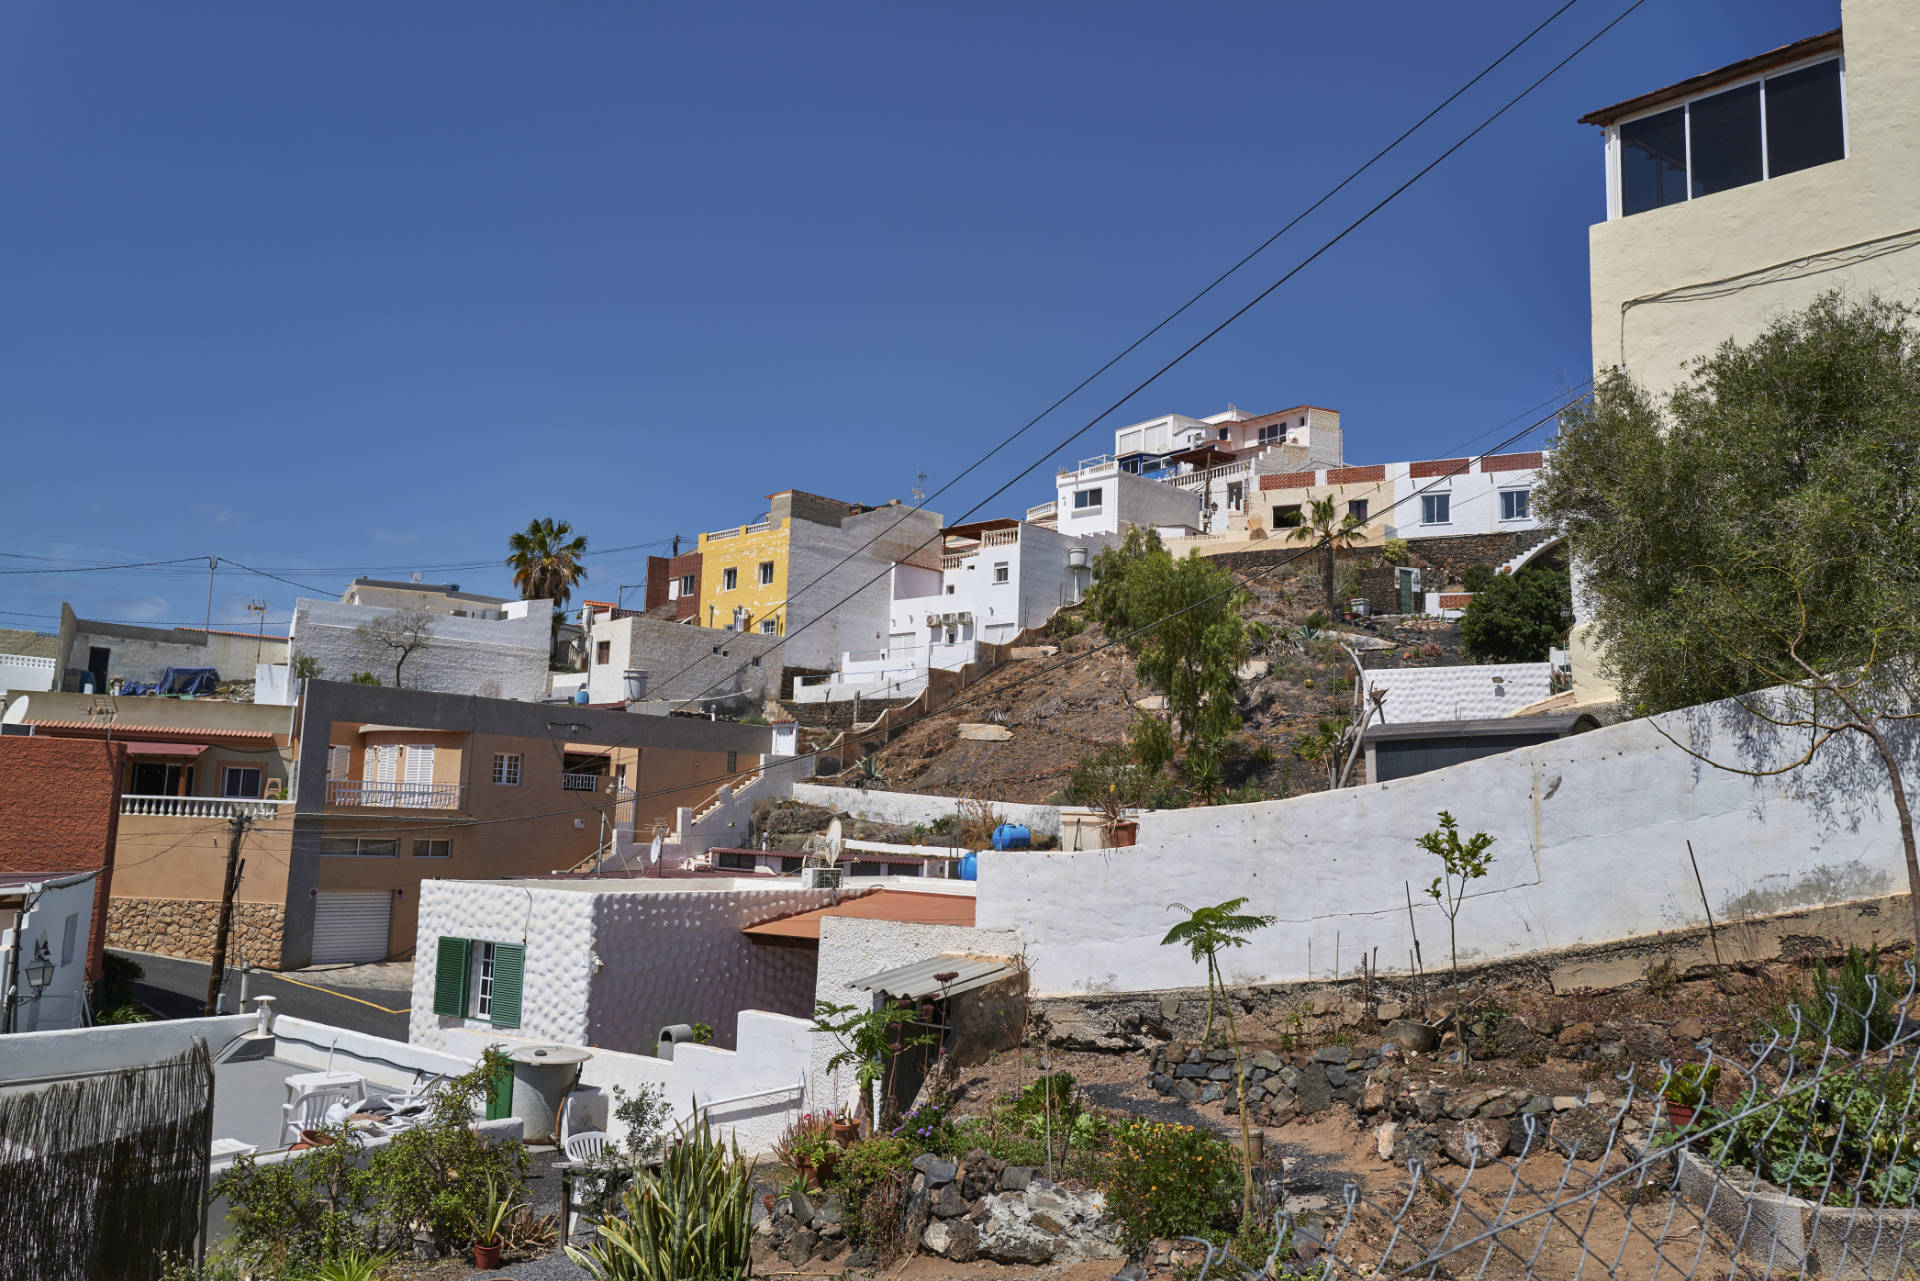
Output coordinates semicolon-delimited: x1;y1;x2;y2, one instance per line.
830;1111;860;1148
465;1171;526;1271
1662;1062;1721;1129
790;1128;840;1190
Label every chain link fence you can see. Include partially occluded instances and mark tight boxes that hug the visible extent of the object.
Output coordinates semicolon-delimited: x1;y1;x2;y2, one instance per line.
1192;968;1920;1279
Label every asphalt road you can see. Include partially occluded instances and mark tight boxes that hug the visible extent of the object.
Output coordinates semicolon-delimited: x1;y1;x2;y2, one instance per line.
117;950;411;1040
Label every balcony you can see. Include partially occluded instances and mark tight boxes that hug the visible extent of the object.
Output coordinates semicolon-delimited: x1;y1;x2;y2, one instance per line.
119;795;289;820
561;772;604;792
325;780;465;810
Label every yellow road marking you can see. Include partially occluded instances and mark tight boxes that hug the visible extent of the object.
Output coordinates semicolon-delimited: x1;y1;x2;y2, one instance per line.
269;972;408;1014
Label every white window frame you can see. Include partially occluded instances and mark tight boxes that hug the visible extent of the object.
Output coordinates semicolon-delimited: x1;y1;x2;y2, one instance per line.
1499;488;1532;522
759;619;778;634
492;752;522;786
470;941;496;1019
1073;487;1103;510
757;561;775;586
679;574;696;595
220;766;263;799
1421;493;1451;526
1605;53;1847;221
993;562;1010;584
721;567;739;591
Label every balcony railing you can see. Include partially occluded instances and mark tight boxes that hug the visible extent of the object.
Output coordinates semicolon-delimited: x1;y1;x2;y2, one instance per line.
561;772;604;792
325;780;465;810
980;527;1019;548
120;795;289;820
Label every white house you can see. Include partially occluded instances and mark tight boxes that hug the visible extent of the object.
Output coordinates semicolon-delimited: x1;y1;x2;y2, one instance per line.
289;598;553;701
2;870;98;1034
1389;450;1547;541
1050;460;1204;539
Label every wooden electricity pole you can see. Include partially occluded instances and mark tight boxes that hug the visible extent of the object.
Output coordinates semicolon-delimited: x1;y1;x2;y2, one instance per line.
203;812;251;1016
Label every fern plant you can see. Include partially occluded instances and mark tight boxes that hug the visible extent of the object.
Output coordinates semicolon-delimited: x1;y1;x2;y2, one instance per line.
566;1111;756;1281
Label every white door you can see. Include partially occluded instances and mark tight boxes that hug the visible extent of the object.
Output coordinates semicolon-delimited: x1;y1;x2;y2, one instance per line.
310;892;392;964
403;744;435;808
373;745;398;804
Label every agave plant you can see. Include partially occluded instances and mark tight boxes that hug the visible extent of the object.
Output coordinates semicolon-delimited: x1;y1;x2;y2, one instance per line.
566;1110;756;1281
292;1249;396;1281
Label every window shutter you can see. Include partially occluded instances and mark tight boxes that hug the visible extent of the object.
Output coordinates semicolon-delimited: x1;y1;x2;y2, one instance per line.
432;937;470;1017
489;943;525;1030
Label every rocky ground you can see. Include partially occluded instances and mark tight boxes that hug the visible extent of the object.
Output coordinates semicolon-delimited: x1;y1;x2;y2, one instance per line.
858;567;1471;805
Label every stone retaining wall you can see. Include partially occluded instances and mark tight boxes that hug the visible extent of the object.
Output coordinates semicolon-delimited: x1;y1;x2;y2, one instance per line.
106;897;287;968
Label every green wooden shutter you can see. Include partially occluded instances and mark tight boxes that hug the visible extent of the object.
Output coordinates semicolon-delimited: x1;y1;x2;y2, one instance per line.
489;942;525;1030
432;937;470;1017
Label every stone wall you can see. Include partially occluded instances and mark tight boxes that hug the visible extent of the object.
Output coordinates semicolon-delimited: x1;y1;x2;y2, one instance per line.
106;897;288;968
1401;529;1558;584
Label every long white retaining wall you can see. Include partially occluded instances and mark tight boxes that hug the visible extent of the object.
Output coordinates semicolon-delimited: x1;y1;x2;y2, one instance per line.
789;783;1061;838
0;1014;256;1083
979;689;1920;996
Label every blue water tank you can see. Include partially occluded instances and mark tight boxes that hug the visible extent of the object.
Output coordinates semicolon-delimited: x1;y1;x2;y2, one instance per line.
958;852;979;881
991;823;1031;851
573;687;590;705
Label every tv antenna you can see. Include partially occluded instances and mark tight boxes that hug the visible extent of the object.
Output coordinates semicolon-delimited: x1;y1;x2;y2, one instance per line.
912;470;929;504
245;599;269;660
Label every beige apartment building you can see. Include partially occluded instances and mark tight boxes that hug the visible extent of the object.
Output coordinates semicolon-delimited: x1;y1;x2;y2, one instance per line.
1570;0;1920;701
4;681;776;968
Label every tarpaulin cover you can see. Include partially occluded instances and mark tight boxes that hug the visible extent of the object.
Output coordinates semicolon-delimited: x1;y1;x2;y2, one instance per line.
121;667;221;697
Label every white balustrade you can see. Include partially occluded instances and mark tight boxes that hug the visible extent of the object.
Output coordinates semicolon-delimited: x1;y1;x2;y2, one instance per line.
119;795;289;820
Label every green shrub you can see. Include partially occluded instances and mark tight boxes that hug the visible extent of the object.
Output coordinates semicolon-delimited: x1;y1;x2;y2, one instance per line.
1708;1064;1920;1205
1809;946;1909;1053
1458;568;1570;663
829;1135;915;1237
888;1099;957;1153
365;1048;528;1253
96;952;143;1010
349;672;382;686
1463;564;1495;594
213;1125;374;1276
1382;538;1409;565
1101;1120;1239;1247
1043;610;1088;639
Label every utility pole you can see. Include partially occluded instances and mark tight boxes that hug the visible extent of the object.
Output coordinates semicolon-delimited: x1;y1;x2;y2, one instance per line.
204;556;219;632
203;812;251;1016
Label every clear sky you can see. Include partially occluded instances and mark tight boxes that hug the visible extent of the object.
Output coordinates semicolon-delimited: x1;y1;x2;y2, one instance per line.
0;0;1836;634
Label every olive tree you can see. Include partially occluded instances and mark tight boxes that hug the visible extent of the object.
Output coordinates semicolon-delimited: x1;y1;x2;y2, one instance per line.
1537;293;1920;941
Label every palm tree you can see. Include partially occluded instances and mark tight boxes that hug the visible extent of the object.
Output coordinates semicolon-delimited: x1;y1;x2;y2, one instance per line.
506;518;590;642
1287;496;1366;617
1163;897;1276;1224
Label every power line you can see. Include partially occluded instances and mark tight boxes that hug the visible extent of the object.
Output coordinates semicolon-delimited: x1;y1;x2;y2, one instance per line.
655;0;1647;706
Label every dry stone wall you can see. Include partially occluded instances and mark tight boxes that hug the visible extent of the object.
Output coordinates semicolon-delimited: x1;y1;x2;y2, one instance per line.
106;897;287;968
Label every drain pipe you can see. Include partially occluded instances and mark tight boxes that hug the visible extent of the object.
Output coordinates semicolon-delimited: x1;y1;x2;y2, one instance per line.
2;903;23;1035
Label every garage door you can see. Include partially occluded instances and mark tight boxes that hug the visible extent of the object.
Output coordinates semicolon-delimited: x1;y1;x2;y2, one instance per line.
311;892;392;964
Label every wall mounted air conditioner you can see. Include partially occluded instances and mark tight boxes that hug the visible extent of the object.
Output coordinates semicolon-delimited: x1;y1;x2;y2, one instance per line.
957;612;973;624
800;866;843;889
940;613;958;626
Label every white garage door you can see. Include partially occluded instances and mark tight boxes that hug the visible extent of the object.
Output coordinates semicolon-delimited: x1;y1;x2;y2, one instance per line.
311;892;392;965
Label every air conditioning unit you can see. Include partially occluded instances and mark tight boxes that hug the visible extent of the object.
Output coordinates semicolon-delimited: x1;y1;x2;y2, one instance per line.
940;612;958;626
800;866;843;890
957;612;973;624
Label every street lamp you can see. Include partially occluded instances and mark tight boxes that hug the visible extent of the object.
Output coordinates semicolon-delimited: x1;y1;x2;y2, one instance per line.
23;939;54;989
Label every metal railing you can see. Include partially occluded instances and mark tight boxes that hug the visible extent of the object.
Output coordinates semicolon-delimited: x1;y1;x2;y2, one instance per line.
561;772;602;792
324;780;465;810
119;795;288;820
1192;974;1920;1280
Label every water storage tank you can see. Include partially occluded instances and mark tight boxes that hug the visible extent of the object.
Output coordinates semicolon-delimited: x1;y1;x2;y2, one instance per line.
991;823;1030;851
1067;546;1089;569
507;1044;592;1144
958;852;979;881
624;669;649;701
573;686;590;705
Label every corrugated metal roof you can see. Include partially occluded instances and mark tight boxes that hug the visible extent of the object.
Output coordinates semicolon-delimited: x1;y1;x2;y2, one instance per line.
853;954;1017;1000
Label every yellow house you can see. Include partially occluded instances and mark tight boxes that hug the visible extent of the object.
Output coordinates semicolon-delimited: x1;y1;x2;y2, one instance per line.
693;490;871;637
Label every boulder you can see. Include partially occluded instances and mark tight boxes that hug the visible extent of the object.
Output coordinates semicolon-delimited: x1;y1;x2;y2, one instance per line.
1000;1165;1034;1191
913;1154;958;1184
932;1182;970;1218
1252;1050;1284;1072
1386;1019;1439;1054
1549;1107;1615;1161
1443;1118;1512;1167
1374;1121;1400;1162
1295;1066;1333;1115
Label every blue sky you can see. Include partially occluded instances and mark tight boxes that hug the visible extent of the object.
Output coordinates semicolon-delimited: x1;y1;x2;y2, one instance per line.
0;0;1835;633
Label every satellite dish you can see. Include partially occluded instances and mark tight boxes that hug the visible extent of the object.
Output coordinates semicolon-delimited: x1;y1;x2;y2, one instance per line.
824;818;843;866
648;834;663;865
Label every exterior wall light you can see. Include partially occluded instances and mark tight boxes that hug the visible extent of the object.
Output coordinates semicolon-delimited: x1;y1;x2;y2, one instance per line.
24;939;54;989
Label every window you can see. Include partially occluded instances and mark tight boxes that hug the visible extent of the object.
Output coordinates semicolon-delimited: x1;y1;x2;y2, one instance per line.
492;753;521;785
1274;505;1303;528
679;574;696;595
716;851;757;871
1073;487;1103;510
220;766;263;799
1618;59;1844;217
780;855;805;874
326;745;351;779
595;641;611;665
757;561;775;586
759;619;778;634
1500;488;1531;521
413;839;452;858
1421;493;1451;525
60;913;77;967
1346;499;1369;522
993;562;1009;584
722;567;738;591
320;837;399;857
848;861;886;877
430;937;523;1028
726;750;739;773
887;862;923;877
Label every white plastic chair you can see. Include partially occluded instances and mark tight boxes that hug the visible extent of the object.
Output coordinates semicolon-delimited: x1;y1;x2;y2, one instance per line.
282;1087;350;1146
563;1130;614;1237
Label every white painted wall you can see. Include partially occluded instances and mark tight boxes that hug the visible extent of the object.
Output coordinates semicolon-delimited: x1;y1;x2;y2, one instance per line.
273;1014;476;1088
445;1006;814;1155
977;688;1920;996
810;916;1019;1113
1361;662;1554;724
584;615;782;707
788;782;1062;837
888;524;1108;673
0;1014;255;1081
254;663;296;706
0;653;56;694
290;599;550;700
2;872;98;1033
1055;465;1202;538
409;879;598;1050
1391;461;1545;540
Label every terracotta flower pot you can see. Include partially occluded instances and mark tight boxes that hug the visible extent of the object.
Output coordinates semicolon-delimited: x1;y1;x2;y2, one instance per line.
1665;1101;1698;1129
1108;820;1138;847
474;1241;502;1270
832;1119;860;1148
